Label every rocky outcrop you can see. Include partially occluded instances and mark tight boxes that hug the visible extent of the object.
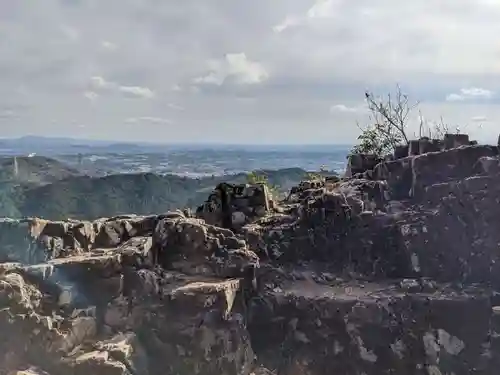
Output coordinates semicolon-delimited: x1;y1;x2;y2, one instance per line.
2;135;500;374
250;270;493;375
0;261;254;375
344;154;382;178
345;133;479;180
374;144;498;199
0;215;160;263
0;212;259;375
197;182;272;229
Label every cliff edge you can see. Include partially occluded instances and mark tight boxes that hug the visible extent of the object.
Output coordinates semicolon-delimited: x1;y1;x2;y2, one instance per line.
1;133;500;375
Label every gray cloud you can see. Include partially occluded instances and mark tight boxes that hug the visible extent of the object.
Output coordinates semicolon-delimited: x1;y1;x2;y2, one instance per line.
0;0;499;143
446;87;495;102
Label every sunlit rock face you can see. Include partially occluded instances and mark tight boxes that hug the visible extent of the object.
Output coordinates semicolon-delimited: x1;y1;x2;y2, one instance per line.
1;135;500;375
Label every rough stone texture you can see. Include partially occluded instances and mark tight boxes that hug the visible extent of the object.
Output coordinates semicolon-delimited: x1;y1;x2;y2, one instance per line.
152;216;259;278
373;145;498;199
249;271;492;375
410;145;498;198
0;258;255;375
197;183;272;229
444;133;470;150
401;173;500;285
373;134;478;163
344;154;382;178
475;155;500;175
2;135;500;374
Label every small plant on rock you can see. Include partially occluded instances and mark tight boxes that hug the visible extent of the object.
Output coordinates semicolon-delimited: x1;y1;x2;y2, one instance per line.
305;172;323;181
246;171;280;199
305;165;335;181
351;86;457;158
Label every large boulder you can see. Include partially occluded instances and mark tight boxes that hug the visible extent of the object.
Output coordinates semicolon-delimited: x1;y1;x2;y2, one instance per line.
152;216;259;278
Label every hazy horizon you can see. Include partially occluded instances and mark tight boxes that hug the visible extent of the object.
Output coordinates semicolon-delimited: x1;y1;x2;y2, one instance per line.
0;135;354;148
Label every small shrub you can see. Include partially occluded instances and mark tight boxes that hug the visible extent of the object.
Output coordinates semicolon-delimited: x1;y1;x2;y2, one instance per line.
350;85;451;159
246;171;280;199
350;85;415;158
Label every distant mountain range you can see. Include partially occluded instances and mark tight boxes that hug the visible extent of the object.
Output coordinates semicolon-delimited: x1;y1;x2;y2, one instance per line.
0;136;352;155
0;154;330;220
0;136;349;220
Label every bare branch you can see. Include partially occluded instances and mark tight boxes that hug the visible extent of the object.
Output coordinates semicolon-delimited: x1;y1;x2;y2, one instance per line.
351;85;420;158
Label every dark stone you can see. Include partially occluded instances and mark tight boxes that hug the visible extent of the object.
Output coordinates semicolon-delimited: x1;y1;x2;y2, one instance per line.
418;137;440;154
408;140;420;156
373;157;413;200
444;133;470;150
411;145;498;199
249;279;492;375
345;154;382;178
394;145;409;159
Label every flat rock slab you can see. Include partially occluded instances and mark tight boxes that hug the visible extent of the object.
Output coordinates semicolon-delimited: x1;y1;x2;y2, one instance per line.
249;278;492;375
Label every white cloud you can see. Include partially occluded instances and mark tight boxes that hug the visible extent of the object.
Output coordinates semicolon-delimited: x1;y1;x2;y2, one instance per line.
83;91;98;101
126;117;172;125
307;0;341;19
90;76;112;90
273;0;341;32
90;77;154;99
273;15;301;33
194;53;268;86
462;87;494;98
119;85;155;99
271;0;500;80
330;104;366;113
446;87;494;101
1;1;500;143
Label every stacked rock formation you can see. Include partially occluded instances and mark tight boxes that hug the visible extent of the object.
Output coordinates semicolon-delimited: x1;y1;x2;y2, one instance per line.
196;182;273;229
1;134;500;375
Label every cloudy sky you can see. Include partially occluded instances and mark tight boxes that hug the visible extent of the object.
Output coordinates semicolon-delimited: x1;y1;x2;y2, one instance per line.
1;0;500;144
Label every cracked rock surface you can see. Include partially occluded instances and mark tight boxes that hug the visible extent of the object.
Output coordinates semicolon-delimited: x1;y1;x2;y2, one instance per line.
1;142;500;375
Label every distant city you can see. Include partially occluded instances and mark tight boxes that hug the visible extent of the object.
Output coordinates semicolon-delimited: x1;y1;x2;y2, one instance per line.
0;136;351;177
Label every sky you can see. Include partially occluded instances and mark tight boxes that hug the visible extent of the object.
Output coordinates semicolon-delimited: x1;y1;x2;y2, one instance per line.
1;0;500;144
